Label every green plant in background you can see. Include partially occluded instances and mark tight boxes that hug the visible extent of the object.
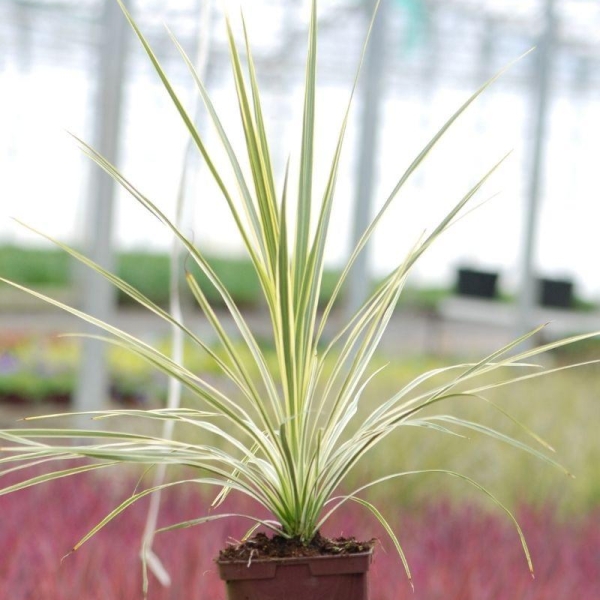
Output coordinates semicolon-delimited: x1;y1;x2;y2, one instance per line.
0;246;340;308
0;245;267;308
0;245;71;287
0;0;598;593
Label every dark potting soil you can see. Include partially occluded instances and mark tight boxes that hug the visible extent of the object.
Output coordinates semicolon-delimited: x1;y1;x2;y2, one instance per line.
218;531;375;561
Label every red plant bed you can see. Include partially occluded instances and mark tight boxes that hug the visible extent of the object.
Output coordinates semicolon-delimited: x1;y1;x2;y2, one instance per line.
0;472;598;600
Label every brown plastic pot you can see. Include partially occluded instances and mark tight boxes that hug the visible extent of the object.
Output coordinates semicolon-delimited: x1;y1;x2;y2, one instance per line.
217;550;373;600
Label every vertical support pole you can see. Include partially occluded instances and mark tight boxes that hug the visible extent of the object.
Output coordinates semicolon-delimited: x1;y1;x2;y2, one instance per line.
517;0;555;337
74;0;129;418
477;16;495;103
345;0;389;317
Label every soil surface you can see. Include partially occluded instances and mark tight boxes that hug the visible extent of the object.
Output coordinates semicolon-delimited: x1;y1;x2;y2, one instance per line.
218;531;375;561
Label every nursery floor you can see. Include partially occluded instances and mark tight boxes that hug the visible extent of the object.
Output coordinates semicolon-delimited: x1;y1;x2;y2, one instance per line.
3;299;597;358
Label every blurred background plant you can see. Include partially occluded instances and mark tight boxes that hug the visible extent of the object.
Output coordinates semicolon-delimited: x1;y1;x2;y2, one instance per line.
1;335;598;515
0;245;342;309
1;469;598;599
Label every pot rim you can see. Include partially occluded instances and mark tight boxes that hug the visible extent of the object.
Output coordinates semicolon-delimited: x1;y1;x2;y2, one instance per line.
217;548;374;581
216;548;373;566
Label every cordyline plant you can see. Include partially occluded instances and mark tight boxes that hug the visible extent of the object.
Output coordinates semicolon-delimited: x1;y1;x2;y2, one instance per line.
0;0;598;592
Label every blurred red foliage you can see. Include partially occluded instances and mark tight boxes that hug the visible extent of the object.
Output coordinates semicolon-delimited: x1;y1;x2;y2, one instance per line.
0;470;598;599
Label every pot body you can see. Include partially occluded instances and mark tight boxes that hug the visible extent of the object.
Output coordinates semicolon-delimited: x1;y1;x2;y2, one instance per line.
217;551;372;600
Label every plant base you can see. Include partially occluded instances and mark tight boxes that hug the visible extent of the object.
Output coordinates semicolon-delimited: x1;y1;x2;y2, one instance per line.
217;551;373;600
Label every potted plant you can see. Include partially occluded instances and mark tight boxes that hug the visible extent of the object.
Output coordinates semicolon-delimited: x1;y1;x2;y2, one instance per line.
0;1;597;598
